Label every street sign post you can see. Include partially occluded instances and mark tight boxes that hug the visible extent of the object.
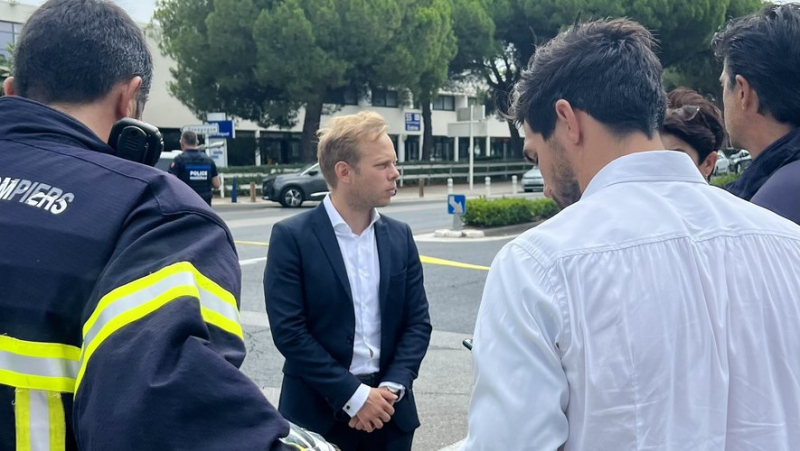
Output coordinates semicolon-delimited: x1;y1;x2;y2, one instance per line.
181;123;219;136
448;194;466;231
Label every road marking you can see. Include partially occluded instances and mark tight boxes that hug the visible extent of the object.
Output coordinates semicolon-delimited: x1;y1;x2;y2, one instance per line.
414;232;518;243
235;240;269;247
439;438;466;451
240;310;270;328
239;257;267;266
420;256;489;271
235;241;489;271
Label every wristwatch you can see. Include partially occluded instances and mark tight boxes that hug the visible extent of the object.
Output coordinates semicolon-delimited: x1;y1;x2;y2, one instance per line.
385;386;401;396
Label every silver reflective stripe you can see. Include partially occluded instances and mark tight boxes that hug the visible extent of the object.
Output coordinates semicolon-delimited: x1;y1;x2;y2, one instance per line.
0;349;79;380
199;286;240;324
29;390;50;451
15;388;66;451
76;263;243;392
82;271;195;349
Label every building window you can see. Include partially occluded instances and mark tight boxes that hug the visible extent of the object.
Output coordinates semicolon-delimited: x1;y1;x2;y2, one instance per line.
0;21;21;59
432;95;455;111
468;97;480;106
325;87;358;106
372;89;398;108
432;136;454;161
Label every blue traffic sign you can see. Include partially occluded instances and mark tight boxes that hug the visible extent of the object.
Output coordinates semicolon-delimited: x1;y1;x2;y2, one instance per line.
209;120;235;139
405;112;421;132
448;194;466;215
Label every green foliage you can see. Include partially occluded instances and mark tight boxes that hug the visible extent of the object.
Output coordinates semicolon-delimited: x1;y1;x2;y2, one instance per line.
0;43;13;96
663;0;765;100
710;172;741;187
463;197;558;228
154;0;455;162
452;0;755;155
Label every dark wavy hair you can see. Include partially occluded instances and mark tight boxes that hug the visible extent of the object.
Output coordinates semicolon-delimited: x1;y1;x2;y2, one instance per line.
510;18;666;141
712;4;800;127
662;88;725;163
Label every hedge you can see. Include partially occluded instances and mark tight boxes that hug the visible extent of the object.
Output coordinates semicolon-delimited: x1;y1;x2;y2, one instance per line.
710;172;741;188
463;197;559;228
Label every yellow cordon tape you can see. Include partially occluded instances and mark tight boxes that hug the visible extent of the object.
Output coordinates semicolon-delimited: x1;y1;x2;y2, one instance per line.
234;241;490;271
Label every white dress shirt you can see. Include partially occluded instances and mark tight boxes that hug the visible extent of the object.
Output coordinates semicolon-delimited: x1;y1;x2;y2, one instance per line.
323;196;404;418
465;151;800;450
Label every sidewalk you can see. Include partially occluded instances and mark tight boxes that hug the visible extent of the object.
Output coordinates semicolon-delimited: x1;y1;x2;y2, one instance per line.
212;181;542;208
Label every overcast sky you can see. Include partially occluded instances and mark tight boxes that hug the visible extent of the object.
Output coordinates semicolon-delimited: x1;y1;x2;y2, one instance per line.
20;0;156;24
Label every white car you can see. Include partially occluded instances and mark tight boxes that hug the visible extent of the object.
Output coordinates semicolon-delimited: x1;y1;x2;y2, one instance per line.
714;151;731;176
522;166;545;192
155;150;182;171
729;149;752;174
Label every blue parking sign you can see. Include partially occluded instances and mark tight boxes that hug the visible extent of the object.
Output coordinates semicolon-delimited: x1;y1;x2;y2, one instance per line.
405;113;421;132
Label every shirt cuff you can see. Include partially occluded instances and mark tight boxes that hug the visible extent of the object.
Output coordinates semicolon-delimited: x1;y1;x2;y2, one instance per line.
343;383;371;418
379;381;406;402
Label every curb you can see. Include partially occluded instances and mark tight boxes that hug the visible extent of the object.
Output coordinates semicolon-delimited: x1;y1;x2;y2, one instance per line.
433;220;543;239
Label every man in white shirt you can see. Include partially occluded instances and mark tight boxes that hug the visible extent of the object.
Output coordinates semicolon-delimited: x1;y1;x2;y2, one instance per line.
464;18;800;450
265;112;432;451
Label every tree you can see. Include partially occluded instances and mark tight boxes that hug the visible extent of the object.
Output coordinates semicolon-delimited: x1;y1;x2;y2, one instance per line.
387;0;457;161
155;0;447;162
457;0;740;155
663;0;765;103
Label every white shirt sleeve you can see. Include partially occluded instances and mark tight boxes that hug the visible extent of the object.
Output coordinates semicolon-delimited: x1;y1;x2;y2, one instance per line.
342;383;371;418
379;381;406;401
464;243;570;450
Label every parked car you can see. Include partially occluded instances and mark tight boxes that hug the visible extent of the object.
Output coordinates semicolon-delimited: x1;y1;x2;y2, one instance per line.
262;162;329;208
729;149;752;174
713;150;731;176
155;150;182;171
522;166;545;192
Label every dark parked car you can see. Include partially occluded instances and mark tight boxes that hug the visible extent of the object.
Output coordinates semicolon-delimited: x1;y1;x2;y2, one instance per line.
262;163;329;208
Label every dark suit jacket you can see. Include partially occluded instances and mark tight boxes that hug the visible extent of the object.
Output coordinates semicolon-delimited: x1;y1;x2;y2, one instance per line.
264;204;432;435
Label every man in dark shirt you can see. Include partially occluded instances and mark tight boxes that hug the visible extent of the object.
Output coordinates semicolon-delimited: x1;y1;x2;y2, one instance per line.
169;130;221;205
713;4;800;224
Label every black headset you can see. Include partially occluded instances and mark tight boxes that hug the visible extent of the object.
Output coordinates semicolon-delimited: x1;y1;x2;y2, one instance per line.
107;118;164;167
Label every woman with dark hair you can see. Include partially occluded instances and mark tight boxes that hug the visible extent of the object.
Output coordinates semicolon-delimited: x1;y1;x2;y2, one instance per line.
662;88;726;180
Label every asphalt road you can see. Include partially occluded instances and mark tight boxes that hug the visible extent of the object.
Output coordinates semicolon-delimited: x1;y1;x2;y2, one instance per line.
215;198;523;450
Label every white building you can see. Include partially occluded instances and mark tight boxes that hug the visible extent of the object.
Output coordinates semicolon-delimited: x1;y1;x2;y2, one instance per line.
1;0;519;166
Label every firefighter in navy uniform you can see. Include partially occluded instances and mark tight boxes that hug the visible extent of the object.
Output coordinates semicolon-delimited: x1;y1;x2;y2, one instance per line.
169;130;221;206
0;1;334;450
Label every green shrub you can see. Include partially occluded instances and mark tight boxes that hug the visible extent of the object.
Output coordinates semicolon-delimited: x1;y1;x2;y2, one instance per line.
710;172;741;188
463;197;559;228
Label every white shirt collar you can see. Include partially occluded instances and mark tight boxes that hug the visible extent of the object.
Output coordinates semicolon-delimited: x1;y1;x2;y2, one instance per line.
323;194;381;235
582;151;708;199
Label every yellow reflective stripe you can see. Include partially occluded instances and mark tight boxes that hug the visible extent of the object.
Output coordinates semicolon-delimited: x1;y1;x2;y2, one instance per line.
201;307;243;339
47;392;65;451
0;336;79;393
76;262;242;393
15;389;31;451
75;285;195;392
14;389;64;451
82;262;196;337
0;336;80;361
0;370;75;393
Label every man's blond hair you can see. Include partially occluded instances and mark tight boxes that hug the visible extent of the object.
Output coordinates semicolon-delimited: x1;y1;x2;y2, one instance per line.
317;111;388;188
